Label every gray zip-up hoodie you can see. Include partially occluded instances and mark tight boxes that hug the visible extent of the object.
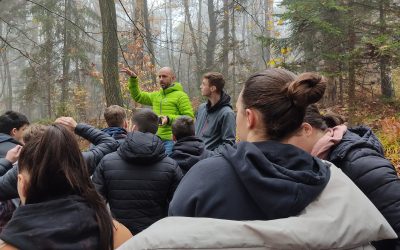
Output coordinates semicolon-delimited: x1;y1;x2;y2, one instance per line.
195;91;236;153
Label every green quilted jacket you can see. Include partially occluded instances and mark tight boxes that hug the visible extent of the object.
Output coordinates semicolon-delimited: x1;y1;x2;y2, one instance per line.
128;77;194;141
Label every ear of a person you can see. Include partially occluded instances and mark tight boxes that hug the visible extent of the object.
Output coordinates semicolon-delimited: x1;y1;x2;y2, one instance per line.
17;173;28;204
301;122;314;137
246;108;257;130
10;128;17;137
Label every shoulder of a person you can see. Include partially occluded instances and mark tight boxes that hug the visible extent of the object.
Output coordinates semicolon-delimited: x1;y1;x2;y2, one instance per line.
186;155;228;177
113;219;133;249
0;240;18;250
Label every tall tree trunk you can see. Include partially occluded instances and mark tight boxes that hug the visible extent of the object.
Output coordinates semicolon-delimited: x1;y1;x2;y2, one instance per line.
134;0;144;70
61;0;71;113
222;0;229;77
183;0;202;86
231;6;237;100
168;0;175;70
379;0;393;98
262;0;273;66
143;0;157;84
205;0;217;72
0;22;12;110
347;1;356;121
99;0;123;106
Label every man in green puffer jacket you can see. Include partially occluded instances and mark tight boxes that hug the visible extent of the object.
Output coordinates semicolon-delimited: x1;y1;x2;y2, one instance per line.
121;67;194;155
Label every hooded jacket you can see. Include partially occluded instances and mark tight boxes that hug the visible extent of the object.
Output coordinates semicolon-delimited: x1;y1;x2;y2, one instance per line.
195;91;236;153
101;127;127;145
0;195;101;250
0;123;118;201
0;134;21;158
128;77;194;141
326;126;400;250
170;136;213;174
92;131;183;234
169;141;330;220
118;163;397;250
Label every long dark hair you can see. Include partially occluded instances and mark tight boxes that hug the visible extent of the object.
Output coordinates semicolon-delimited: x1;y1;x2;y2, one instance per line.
241;68;327;140
304;104;346;130
18;124;114;250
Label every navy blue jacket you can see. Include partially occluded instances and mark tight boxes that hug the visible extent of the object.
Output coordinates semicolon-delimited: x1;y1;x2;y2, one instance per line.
328;126;400;250
169;140;330;220
0;134;21;158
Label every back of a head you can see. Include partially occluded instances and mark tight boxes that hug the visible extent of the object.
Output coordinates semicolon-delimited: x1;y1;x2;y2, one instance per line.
172;116;195;141
22;124;48;144
241;68;326;140
18;124;114;250
203;72;225;93
0;111;29;135
132;108;158;134
304;105;346;130
104;105;126;127
19;124;90;203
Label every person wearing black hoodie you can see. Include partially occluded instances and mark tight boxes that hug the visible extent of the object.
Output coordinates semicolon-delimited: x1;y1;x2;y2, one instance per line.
0;111;29;158
171;116;213;174
195;72;236;153
92;108;183;234
169;69;333;220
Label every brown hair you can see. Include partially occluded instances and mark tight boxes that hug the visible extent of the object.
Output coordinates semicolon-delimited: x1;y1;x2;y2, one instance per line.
203;72;225;93
132;108;158;134
18;125;114;250
304;105;346;130
22;124;47;144
241;68;326;140
172;116;195;141
104;105;126;127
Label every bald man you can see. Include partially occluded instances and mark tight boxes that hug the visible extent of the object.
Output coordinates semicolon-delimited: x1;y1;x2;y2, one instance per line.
121;67;194;155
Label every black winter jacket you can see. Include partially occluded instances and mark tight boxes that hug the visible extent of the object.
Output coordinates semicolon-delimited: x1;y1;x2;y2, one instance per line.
92;131;182;234
0;159;12;176
0;134;22;158
328;126;400;250
0;123;118;201
170;136;213;174
0;195;101;249
169;141;330;220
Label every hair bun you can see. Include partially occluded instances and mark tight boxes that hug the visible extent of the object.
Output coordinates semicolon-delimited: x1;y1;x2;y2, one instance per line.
287;72;327;107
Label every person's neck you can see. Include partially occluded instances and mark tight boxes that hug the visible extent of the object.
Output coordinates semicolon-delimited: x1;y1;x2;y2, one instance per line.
208;92;221;107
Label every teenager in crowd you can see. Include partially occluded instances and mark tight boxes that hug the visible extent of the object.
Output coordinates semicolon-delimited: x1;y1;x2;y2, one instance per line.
286;104;400;250
0;111;29;158
170;116;212;174
92;109;182;234
0;118;118;201
0;124;131;249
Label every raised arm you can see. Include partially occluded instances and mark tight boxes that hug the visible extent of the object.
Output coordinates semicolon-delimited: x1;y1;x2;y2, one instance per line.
55;117;118;175
122;67;153;106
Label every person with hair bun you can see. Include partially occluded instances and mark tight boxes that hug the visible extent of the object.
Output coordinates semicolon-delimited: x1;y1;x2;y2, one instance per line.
169;69;331;219
0;125;131;250
116;69;395;250
287;104;400;250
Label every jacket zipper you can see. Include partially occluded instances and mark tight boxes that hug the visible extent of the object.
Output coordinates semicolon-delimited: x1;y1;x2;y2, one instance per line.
160;90;165;115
